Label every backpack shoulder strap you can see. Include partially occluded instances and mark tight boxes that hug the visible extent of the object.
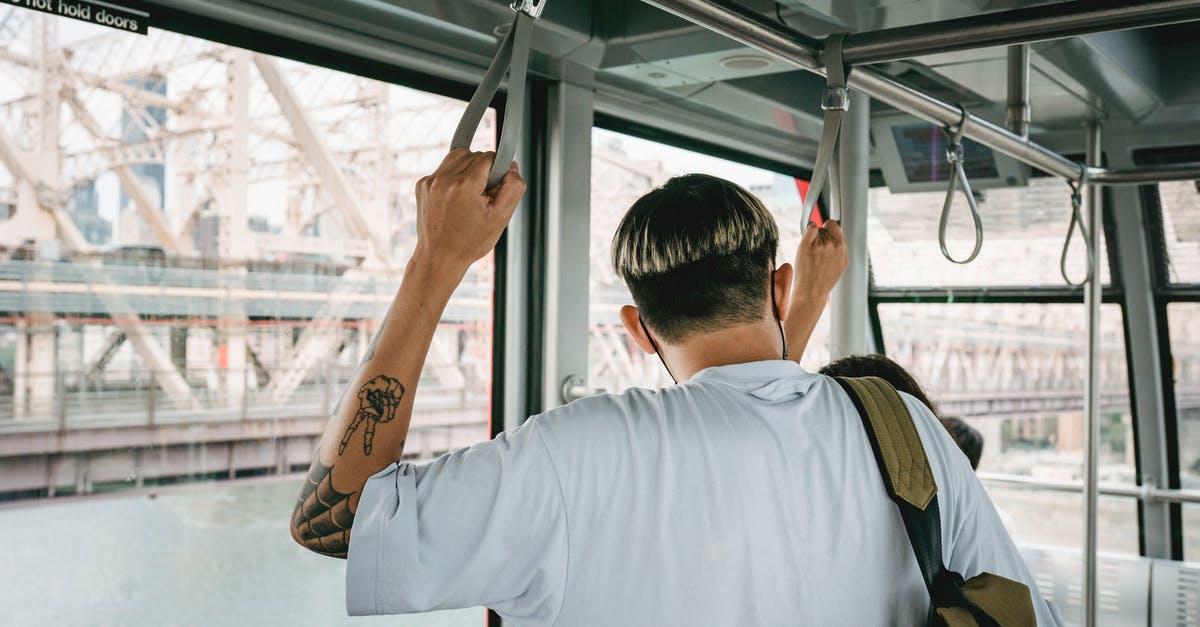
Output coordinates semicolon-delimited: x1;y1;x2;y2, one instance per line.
835;376;936;509
835;376;1015;627
834;376;943;598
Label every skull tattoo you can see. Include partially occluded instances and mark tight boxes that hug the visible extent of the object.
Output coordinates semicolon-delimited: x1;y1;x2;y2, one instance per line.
339;375;405;455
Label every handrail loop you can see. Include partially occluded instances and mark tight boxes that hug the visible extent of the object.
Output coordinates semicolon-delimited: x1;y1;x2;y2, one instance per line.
510;0;547;18
1060;171;1095;287
938;104;984;265
800;33;850;223
450;1;544;188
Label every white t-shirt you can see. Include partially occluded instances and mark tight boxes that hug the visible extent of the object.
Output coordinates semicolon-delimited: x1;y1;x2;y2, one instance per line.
346;360;1057;625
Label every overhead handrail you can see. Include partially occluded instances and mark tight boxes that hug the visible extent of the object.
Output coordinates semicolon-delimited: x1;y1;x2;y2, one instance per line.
938;104;984;265
451;0;545;189
800;33;849;222
1060;174;1095;286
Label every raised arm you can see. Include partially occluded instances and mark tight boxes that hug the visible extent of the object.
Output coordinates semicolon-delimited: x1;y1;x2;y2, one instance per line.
290;149;525;558
784;219;847;362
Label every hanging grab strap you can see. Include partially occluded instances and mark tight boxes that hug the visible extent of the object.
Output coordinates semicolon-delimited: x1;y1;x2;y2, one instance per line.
1060;176;1095;286
938;105;984;264
801;33;850;222
451;0;544;189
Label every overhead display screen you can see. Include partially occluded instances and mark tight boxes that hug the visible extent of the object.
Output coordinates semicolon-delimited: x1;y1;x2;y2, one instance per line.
891;123;1000;184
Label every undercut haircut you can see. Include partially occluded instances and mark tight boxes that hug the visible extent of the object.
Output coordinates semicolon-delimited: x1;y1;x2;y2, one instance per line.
612;174;779;343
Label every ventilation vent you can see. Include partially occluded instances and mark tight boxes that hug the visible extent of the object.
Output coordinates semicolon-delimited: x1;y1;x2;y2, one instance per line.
1019;544;1150;626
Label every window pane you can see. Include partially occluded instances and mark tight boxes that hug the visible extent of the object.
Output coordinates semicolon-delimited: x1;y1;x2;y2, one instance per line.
879;303;1137;554
1159;181;1200;284
589;128;829;393
1184;505;1200;562
1172;304;1200;513
868;177;1112;287
0;10;490;624
988;489;1137;554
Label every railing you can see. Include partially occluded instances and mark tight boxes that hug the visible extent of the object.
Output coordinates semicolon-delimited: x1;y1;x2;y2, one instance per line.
0;258;492;320
982;472;1200;506
0;366;489;430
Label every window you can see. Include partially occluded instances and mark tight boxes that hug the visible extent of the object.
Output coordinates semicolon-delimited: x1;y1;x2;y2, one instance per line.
588;128;828;393
878;303;1137;554
0;9;489;624
1175;302;1199;563
1158;181;1200;285
868;177;1113;287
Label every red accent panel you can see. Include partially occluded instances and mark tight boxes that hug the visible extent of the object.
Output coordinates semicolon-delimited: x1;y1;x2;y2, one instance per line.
794;178;823;226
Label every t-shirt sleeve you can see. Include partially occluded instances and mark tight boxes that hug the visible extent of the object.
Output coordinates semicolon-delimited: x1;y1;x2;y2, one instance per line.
345;418;568;624
900;394;1062;627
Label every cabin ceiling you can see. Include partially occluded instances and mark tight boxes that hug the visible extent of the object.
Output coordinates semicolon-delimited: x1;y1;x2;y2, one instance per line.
247;0;1200;164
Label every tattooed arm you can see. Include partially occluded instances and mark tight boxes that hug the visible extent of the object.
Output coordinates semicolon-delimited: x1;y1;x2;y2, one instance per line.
784;219;847;363
290;149;526;558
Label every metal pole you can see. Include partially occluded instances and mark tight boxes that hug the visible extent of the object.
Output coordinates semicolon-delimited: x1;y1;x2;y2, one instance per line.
1087;162;1200;185
1082;121;1103;627
1006;45;1030;138
830;91;871;359
838;0;1200;65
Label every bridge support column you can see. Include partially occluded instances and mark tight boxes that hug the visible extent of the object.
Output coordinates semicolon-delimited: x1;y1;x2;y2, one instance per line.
220;321;246;410
13;318;57;421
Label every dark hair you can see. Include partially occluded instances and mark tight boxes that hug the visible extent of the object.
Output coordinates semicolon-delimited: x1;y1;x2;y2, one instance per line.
611;174;779;343
818;354;939;417
940;417;984;470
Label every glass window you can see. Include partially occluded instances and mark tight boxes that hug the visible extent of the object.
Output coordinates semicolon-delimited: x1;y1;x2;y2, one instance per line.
1174;303;1199;578
589;128;829;393
868;177;1113;287
0;9;490;624
1184;505;1200;562
1159;181;1200;285
879;302;1137;554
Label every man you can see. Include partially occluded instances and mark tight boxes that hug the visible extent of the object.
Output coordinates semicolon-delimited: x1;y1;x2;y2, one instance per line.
290;149;1056;625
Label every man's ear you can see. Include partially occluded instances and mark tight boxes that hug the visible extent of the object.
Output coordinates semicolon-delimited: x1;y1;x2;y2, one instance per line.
619;305;657;354
773;263;794;321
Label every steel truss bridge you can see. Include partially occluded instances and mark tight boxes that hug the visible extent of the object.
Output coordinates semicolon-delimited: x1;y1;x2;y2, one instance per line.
0;10;1197;501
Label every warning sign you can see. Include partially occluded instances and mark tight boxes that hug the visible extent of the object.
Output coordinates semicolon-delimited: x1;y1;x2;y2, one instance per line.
3;0;149;35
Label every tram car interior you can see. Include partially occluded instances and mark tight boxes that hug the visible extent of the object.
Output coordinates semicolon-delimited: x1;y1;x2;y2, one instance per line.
1;0;1199;625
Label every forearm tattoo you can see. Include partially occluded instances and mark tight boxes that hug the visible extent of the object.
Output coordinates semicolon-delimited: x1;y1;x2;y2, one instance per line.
292;460;356;558
332;311;390;415
296;310;409;556
340;375;405;455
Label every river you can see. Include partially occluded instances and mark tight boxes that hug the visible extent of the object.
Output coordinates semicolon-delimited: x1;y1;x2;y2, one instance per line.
0;479;480;626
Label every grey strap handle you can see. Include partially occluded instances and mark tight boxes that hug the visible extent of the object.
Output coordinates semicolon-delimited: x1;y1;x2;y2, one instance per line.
1061;178;1095;286
451;2;541;189
801;33;850;222
938;105;984;265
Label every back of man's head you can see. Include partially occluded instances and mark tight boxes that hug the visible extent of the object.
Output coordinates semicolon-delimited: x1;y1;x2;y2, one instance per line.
611;174;779;343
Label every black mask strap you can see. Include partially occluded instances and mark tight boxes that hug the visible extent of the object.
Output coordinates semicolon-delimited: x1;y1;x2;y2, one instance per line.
638;317;678;384
772;269;788;360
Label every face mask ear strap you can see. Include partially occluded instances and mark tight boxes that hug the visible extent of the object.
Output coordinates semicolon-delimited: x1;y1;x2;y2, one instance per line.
638;317;678;384
772;269;788;360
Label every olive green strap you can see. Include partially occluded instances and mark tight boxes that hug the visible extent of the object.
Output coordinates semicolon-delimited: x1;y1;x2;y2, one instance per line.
839;376;936;510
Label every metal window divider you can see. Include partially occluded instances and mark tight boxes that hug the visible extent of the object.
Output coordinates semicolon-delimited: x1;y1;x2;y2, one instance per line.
450;0;545;189
938;104;984;265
